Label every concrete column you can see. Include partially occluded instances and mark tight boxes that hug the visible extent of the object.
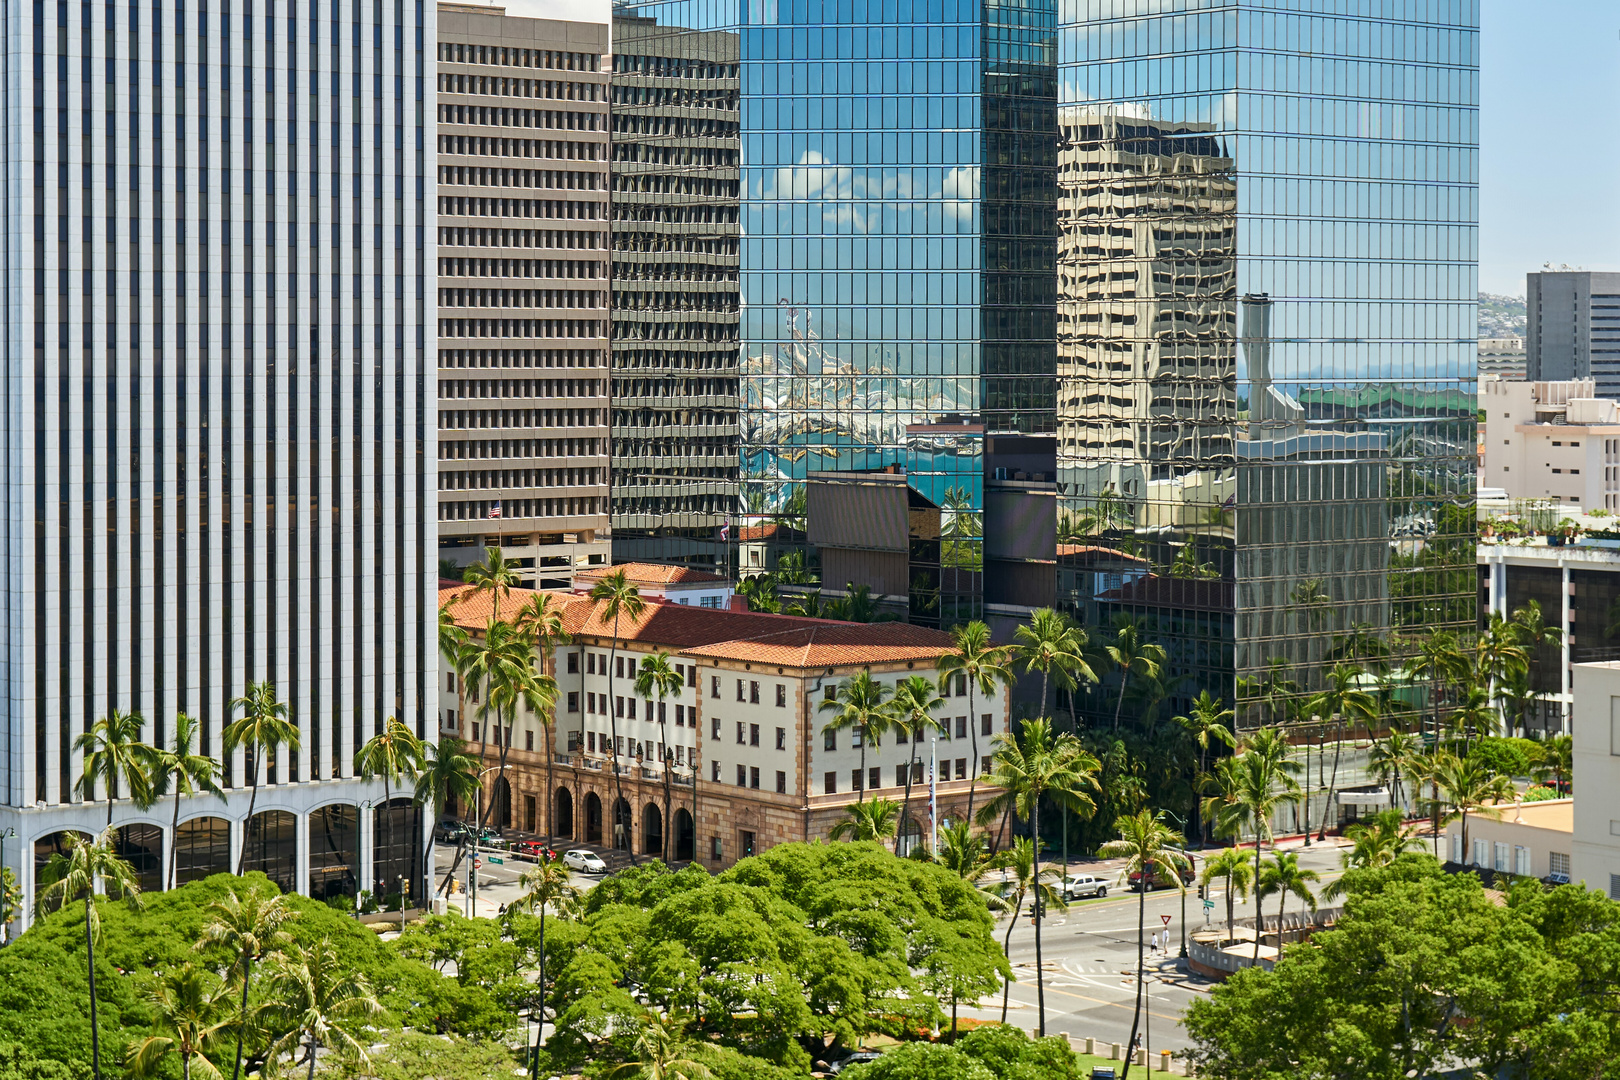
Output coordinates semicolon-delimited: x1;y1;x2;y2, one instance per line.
229;815;245;875
359;804;375;899
294;812;311;896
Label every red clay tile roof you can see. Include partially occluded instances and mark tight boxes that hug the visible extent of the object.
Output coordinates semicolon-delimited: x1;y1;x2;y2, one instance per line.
1056;543;1150;563
437;584;955;668
573;562;729;586
736;523;806;542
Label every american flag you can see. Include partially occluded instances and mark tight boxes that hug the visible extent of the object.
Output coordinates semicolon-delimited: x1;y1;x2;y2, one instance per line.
489;499;502;519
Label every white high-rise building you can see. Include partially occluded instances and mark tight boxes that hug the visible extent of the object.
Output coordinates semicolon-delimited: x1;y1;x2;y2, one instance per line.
0;0;437;934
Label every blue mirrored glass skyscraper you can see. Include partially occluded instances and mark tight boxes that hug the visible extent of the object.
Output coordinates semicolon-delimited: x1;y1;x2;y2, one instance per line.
1056;0;1478;724
614;0;1059;626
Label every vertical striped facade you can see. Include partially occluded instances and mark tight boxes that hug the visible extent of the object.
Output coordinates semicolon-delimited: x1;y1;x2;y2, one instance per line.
0;0;436;838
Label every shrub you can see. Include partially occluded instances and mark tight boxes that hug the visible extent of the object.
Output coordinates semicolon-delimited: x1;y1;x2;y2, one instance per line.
1467;737;1537;778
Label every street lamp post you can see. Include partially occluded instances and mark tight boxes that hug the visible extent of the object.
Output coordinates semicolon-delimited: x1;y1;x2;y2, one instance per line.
1161;810;1191;960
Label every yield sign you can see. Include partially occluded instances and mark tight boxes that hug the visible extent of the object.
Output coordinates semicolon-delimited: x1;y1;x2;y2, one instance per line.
1160;914;1172;926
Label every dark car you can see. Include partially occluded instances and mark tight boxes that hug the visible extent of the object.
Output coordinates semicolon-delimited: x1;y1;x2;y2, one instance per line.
434;819;470;844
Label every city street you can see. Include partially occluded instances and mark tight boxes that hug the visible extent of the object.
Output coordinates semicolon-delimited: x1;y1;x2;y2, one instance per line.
961;838;1353;1053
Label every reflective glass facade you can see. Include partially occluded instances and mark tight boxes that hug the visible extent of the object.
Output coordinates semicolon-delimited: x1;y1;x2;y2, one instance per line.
1057;0;1477;722
617;0;1058;623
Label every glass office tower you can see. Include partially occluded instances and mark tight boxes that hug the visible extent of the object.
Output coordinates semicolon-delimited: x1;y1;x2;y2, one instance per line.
1057;1;1478;724
615;0;1058;625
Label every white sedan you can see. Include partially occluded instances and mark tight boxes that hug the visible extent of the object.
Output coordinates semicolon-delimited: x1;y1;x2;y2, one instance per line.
562;849;608;875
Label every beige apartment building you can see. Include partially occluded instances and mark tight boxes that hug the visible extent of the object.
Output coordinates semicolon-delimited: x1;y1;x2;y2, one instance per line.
437;582;1010;868
1480;377;1620;510
436;5;612;588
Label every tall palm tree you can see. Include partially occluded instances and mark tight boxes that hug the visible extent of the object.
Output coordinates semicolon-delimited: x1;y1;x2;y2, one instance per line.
439;601;475;746
992;837;1065;1024
125;963;232;1080
516;592;571;842
1321;809;1426;901
588;568;647;860
889;675;945;856
635;651;686;861
354;716;425;899
259;939;384;1080
484;635;555;836
827;581;895;623
828;797;900;842
1290;578;1332;633
1307;663;1378;837
196;885;298;1080
975;717;1101;1037
1098;809;1187;1080
1405;629;1470;747
1448;684;1500;747
607;1013;713;1080
462;616;529;830
35;826;144;1080
935;821;1007;1041
1428;752;1515;865
1104;613;1167;733
1172;690;1236;845
511;849;581;1060
223;682;301;875
936;620;1012;824
1201;731;1301;963
416;737;483;898
1508;600;1562;689
1256;851;1318;949
464;544;520;602
1012;607;1087;719
1477;611;1529;701
1198;847;1253;943
819;669;895;804
1531;733;1573;794
1367;728;1422;813
75;708;159;827
151;712;227;890
1493;667;1536;741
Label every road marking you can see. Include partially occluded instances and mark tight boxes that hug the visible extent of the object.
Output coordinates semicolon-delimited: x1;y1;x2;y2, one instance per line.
1000;979;1186;1025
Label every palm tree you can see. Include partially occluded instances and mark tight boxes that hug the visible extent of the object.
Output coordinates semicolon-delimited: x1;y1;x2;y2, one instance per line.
889;675;945;856
1508;600;1562;683
1012;608;1087;719
1201;731;1301;963
223;682;301;875
1256;851;1318;949
516;593;571;842
935;820;1007;1041
485;633;555;837
608;1013;713;1080
74;708;159;827
354;716;425;900
1531;733;1573;794
1405;629;1470;747
589;568;647;860
259;939;384;1080
1448;684;1500;747
1493;667;1536;741
1172;691;1236;844
636;651;686;862
936;621;1012;825
992;837;1065;1024
1290;578;1332;633
511;850;581;1059
416;737;483;898
826;581;895;623
1367;728;1423;814
1477;611;1529;698
828;797;900;842
1306;663;1378;838
34;826;144;1080
783;591;826;618
125;963;232;1080
464;544;521;601
1104;613;1167;733
819;669;895;804
1428;752;1515;865
1321;809;1426;901
975;717;1101;1037
151;712;226;889
439;601;475;744
195;885;298;1080
1098;809;1187;1080
1198;847;1253;943
463;616;531;830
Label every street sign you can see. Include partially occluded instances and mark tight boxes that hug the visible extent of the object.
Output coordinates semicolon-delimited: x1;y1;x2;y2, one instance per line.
1160;914;1172;926
489;856;505;865
473;858;482;870
1203;899;1215;910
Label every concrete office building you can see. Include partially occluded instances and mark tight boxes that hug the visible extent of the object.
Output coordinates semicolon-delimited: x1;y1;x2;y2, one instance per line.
609;13;742;574
2;0;437;934
1572;661;1620;897
436;6;612;589
1057;2;1478;720
1479;336;1526;379
1480;378;1620;510
1527;271;1620;400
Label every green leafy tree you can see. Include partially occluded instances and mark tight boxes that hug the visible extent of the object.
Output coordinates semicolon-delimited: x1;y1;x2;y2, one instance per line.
510;850;580;1058
829;798;901;843
975;718;1099;1036
841;1044;995;1080
149;712;227;890
223;683;301;875
124;963;232;1080
258;939;384;1080
890;676;946;856
1255;851;1318;950
1198;847;1254;943
820;670;895;805
936;621;1011;824
196;885;298;1080
637;651;687;862
74;709;158;828
826;582;896;623
1366;728;1422;813
33;827;144;1080
1405;629;1471;746
589;568;648;858
1103;614;1166;734
1098;810;1187;1080
933;822;1009;1041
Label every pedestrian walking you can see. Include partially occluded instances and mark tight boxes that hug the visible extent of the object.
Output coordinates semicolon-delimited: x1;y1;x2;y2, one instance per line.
1149;930;1158;955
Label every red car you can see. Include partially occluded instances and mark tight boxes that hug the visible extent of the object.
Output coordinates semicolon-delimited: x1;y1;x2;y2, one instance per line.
511;840;556;862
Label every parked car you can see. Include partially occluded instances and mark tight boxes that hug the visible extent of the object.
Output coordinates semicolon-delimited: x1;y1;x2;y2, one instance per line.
1128;853;1198;891
434;819;470;844
511;840;556;861
562;849;608;875
472;828;508;850
1062;873;1109;900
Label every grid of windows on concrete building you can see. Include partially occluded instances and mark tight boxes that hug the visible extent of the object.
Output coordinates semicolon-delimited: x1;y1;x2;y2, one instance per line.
436;9;613;588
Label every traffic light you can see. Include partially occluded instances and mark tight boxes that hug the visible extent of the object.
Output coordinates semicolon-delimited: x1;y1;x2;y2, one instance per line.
1197;884;1207;901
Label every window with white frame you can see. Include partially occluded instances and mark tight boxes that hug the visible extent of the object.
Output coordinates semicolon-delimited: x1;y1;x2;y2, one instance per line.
1514;845;1531;877
1494;842;1509;873
1550;852;1571;878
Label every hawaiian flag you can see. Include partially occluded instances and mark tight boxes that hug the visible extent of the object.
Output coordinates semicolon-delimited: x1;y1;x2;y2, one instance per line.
489;499;502;519
719;517;730;541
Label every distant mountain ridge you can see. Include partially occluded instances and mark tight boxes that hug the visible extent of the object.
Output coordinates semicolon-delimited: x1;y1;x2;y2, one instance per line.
1479;292;1526;339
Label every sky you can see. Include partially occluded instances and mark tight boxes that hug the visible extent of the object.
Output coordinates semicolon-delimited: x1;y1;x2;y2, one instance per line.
501;0;608;22
1481;0;1620;297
